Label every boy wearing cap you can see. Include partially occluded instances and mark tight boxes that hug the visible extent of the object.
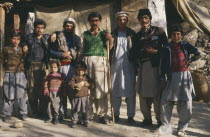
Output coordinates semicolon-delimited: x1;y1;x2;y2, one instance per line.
134;9;167;127
110;11;136;124
79;12;113;124
50;18;81;118
1;30;28;122
160;24;201;137
69;61;94;127
23;19;50;118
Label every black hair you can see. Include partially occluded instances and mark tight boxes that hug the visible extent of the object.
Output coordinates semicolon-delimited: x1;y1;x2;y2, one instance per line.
10;29;21;38
88;12;102;21
170;24;183;35
75;61;87;70
137;9;152;20
49;60;61;68
63;21;75;28
34;19;47;29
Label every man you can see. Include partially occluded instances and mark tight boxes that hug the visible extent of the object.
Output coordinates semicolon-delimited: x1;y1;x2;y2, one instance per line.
134;9;167;127
23;19;50;118
160;24;201;137
50;18;81;118
110;11;136;124
80;12;113;124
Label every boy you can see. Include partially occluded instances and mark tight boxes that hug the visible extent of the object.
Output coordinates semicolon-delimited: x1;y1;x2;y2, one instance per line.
0;30;28;122
69;61;94;127
44;60;66;124
160;24;201;136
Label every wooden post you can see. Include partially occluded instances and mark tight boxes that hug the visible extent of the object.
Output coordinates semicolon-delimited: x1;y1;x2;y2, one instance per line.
0;5;5;98
14;13;20;30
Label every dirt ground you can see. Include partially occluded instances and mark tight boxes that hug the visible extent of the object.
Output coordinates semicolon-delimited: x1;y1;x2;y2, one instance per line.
0;97;210;137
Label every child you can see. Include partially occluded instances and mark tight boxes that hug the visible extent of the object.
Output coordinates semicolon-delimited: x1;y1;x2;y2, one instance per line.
0;30;28;122
69;61;94;127
44;60;66;124
159;24;201;137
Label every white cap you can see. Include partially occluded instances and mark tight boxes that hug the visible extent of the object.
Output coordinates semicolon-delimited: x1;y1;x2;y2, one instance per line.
63;17;76;25
115;11;129;18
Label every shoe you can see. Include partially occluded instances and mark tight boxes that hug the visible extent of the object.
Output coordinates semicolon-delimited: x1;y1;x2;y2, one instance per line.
114;116;120;123
45;118;52;123
71;121;77;128
20;114;28;121
139;119;152;127
177;130;186;137
127;117;135;125
157;121;162;128
54;116;59;125
3;115;11;123
99;117;109;124
84;121;89;127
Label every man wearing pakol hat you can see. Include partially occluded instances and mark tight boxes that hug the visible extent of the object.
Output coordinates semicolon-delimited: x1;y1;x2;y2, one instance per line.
50;17;81;118
110;11;137;124
79;12;113;124
133;9;168;127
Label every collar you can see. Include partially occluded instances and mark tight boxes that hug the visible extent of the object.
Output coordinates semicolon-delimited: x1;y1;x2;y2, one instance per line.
88;28;103;36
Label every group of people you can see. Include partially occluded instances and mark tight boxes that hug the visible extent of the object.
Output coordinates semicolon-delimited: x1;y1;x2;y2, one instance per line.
0;8;201;136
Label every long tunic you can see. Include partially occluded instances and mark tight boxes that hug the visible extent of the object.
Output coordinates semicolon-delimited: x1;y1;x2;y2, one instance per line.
111;31;135;97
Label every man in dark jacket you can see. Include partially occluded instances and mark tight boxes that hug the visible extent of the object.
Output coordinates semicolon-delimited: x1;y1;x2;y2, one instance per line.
134;9;167;127
23;19;50;118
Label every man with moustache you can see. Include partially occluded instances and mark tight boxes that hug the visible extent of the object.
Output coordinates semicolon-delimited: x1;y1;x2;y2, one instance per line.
80;12;113;124
49;18;81;118
23;19;50;118
110;11;136;124
134;9;167;127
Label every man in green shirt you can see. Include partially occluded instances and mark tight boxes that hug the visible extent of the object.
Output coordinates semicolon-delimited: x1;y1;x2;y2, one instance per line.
80;12;113;124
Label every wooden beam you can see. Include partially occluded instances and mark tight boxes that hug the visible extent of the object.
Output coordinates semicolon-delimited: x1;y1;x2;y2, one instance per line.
0;5;5;97
14;13;20;30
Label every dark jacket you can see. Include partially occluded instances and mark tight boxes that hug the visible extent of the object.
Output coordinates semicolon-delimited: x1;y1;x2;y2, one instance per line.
133;26;167;68
110;27;137;64
160;41;201;80
23;33;50;68
49;31;81;61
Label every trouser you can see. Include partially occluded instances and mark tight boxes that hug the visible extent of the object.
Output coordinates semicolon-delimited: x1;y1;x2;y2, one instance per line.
71;96;89;122
89;95;108;118
161;100;192;131
27;62;48;116
47;91;61;119
3;97;28;116
112;96;136;117
139;95;160;122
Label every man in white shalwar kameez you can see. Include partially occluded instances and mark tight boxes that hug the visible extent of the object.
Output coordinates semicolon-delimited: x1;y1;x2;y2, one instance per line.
110;12;136;124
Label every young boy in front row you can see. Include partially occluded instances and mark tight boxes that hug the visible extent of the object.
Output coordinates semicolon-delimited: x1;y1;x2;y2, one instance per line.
69;61;94;127
44;60;66;124
159;24;201;137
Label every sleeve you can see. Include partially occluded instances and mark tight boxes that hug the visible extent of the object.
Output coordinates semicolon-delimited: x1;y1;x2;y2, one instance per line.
157;27;168;53
187;43;201;62
78;33;85;61
44;75;50;95
159;48;167;80
48;32;63;59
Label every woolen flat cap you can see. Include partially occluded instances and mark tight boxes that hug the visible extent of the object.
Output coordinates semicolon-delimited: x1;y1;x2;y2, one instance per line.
63;17;76;25
115;11;129;18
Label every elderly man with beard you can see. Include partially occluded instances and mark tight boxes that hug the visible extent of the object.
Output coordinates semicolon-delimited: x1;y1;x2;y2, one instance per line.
50;18;81;118
23;19;50;118
79;12;113;124
110;11;136;124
